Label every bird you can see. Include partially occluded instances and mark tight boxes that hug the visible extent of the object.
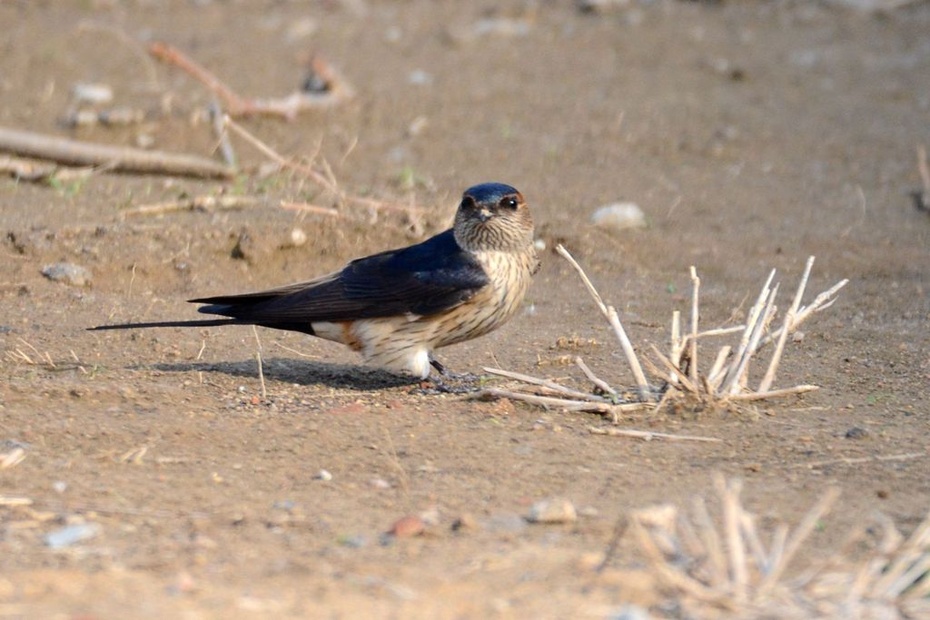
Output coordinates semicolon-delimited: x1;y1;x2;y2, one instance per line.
91;182;540;380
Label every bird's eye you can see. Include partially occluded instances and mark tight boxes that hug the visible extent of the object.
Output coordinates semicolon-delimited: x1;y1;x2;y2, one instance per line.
499;196;519;209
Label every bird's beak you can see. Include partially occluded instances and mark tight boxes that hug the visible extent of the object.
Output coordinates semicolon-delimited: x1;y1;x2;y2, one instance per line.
476;208;492;222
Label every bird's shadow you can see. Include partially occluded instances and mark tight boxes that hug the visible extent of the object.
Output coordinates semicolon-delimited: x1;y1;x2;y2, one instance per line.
146;357;418;391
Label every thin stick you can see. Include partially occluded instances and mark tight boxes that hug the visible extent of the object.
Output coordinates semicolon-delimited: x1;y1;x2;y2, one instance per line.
738;510;770;575
706;345;732;392
759;257;814;393
0;155;59;182
280;201;342;218
692;495;729;589
727;385;819;401
149;42;352;120
791;452;926;469
648;344;699;394
574;356;618;397
716;476;748;603
477;388;618;414
607;306;652;397
681;325;747;343
483;367;612;403
209;100;237;168
0;126;233;179
757;487;840;595
251;325;267;400
765;523;790;579
629;518;737;608
119;195;259;219
555;244;651;396
588;426;722;443
723;282;779;396
224;116;343;197
761;279;849;347
721;269;776;392
689;266;700;384
595;516;630;573
670;310;681;385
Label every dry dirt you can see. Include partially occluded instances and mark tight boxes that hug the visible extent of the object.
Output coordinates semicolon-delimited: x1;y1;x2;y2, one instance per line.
1;1;929;618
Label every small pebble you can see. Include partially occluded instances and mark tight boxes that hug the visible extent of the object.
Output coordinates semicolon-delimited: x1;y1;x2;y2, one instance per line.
591;202;646;231
387;514;426;538
288;228;308;248
313;469;333;481
451;513;478;532
41;263;92;287
845;427;869;440
526;497;577;524
72;82;113;105
45;523;101;549
408;70;433;86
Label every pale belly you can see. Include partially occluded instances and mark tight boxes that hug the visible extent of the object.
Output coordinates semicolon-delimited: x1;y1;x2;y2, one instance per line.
310;248;537;378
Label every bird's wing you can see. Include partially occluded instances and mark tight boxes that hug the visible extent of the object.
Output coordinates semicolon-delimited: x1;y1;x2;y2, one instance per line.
190;230;489;330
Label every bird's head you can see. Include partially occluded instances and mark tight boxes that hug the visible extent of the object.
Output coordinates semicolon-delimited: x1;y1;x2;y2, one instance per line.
453;182;534;252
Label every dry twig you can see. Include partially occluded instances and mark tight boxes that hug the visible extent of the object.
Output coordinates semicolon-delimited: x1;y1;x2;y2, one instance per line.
480;250;847;420
149;42;353;121
624;476;930;617
0;126;232;179
119;195;260;219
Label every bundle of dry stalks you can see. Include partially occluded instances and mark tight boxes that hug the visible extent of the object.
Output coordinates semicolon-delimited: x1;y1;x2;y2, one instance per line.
629;475;930;618
480;246;848;424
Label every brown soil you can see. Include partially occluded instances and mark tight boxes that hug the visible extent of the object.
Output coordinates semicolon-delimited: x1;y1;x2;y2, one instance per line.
2;1;929;617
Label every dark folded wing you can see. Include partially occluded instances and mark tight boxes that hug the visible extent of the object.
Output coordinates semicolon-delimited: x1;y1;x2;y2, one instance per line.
190;230;488;331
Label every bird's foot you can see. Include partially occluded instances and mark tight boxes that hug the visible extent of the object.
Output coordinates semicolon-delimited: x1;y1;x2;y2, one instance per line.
409;356;483;394
411;366;483;395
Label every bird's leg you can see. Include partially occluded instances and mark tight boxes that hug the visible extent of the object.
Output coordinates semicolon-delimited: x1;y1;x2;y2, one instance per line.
415;355;482;394
429;357;447;375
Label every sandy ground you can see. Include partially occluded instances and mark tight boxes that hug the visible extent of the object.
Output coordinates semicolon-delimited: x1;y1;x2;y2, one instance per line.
1;1;929;617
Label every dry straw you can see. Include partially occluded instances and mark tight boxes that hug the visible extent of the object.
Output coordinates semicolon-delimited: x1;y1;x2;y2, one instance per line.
628;475;930;618
479;245;849;429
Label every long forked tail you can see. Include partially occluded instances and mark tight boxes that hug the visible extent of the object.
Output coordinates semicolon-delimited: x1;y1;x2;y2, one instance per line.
88;318;239;331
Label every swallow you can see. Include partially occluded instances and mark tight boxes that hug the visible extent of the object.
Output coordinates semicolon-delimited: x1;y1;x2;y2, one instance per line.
91;182;540;379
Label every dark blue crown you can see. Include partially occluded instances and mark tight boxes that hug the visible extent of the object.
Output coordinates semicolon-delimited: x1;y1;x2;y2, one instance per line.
463;182;520;204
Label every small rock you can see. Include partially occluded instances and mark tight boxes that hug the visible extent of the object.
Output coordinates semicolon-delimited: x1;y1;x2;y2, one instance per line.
845;427;869;440
526;497;577;524
41;263;92;287
313;469;333;481
451;514;478;532
134;133;155;149
45;522;101;549
230;231;254;261
72;82;113;105
288;228;308;248
591;202;646;231
408;70;433;86
387;514;426;538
